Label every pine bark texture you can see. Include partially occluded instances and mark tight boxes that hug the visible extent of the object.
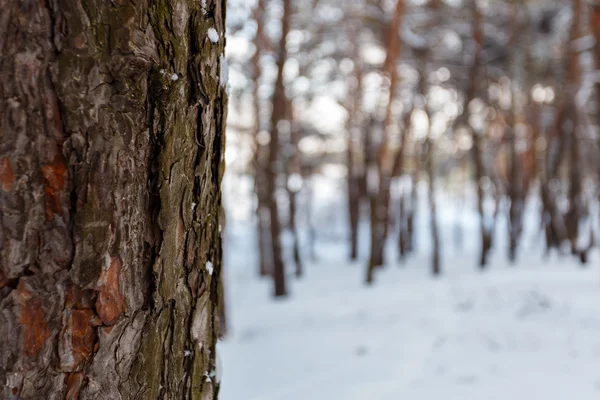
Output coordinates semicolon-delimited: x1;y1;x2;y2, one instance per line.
0;0;227;399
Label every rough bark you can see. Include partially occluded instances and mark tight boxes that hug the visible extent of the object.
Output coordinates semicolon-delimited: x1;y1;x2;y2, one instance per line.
0;1;227;398
267;0;291;297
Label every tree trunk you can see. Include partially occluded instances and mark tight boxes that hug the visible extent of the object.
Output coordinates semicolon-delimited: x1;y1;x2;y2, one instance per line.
465;0;492;268
267;0;291;297
416;48;440;276
366;0;405;284
425;136;440;276
286;102;303;278
346;25;363;261
392;106;412;261
565;0;584;262
0;1;226;399
251;0;272;278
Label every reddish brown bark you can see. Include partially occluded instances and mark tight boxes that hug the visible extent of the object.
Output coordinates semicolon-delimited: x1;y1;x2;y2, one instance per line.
366;0;405;284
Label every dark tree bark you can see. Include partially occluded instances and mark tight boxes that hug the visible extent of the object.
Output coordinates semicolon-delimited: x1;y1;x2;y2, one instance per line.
267;0;292;297
0;1;227;398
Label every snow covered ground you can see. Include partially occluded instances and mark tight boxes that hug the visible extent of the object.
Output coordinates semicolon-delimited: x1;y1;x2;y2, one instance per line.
219;174;600;400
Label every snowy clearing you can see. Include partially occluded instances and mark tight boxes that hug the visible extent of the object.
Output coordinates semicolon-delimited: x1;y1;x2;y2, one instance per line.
220;227;600;399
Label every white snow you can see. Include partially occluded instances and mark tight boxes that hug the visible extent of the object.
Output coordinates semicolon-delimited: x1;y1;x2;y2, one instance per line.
208;28;219;44
219;175;600;400
220;55;229;88
206;260;214;275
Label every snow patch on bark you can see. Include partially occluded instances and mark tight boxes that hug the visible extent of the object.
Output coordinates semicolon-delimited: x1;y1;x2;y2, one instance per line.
208;28;219;43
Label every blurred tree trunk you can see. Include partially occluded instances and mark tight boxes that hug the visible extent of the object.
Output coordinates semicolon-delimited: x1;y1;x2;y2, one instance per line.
564;0;585;263
251;0;273;277
304;170;318;262
347;24;364;261
393;107;413;260
267;0;292;297
366;0;405;284
466;0;493;268
506;2;525;264
416;47;441;276
285;102;303;277
0;0;227;398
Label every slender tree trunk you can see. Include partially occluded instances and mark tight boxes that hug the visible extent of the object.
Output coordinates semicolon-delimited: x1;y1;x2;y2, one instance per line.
464;0;492;268
347;26;364;261
366;0;405;284
406;169;419;254
393;107;413;261
267;0;292;297
289;190;302;277
508;119;523;264
305;172;317;262
415;48;440;276
565;0;584;262
286;103;303;278
251;0;272;277
506;2;525;264
0;1;227;399
425;136;440;276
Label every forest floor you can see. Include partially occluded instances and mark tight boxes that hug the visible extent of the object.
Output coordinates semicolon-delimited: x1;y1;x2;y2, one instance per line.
219;176;600;399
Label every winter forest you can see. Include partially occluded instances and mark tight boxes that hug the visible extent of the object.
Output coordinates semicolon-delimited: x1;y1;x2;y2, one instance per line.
220;0;600;399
